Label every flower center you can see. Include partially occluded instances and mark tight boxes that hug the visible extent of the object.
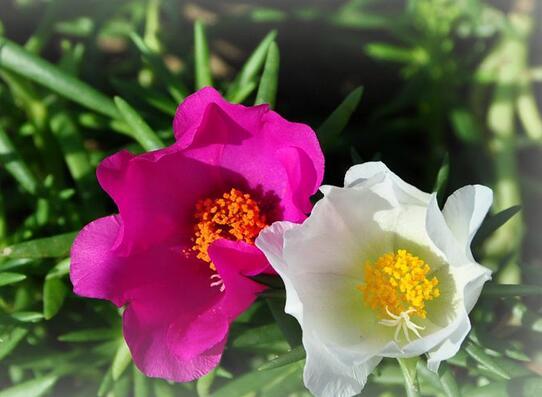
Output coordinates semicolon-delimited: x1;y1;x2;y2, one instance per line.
357;249;440;320
192;188;267;271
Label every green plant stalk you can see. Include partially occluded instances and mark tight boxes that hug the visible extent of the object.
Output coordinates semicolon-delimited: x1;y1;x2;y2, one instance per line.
397;357;421;397
0;124;39;195
255;41;280;108
0;37;119;118
0;70;66;189
49;111;103;217
24;0;68;54
0;188;6;244
483;10;530;283
144;0;162;53
194;21;213;89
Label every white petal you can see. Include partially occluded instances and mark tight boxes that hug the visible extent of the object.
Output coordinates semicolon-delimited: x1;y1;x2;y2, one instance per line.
283;185;393;279
345;162;430;205
256;221;303;324
292;272;388;348
461;263;492;313
378;308;466;358
425;194;467;267
426;311;471;372
442;185;493;261
426;193;492;310
303;331;382;397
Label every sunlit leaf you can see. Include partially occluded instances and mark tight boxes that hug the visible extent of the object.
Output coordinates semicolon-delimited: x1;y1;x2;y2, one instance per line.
0;272;26;287
194;21;213;89
1;232;76;259
258;345;305;371
255;41;280;108
0;374;57;397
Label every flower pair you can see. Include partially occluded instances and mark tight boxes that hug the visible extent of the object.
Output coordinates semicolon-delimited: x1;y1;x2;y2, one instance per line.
71;88;492;396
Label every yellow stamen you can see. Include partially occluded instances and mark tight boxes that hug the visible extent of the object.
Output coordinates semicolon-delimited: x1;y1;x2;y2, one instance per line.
192;188;267;270
357;249;440;319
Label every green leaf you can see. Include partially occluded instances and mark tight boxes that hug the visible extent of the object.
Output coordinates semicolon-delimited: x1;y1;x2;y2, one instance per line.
133;365;150;397
433;153;449;204
0;374;57;397
58;328;119;342
111;78;177;116
365;43;417;63
194;21;213;89
0;327;28;362
255;41;280;108
249;274;283;288
12;312;44;323
482;283;542;297
129;33;187;103
0;125;39;195
258;289;286;299
97;369;113;397
464;342;510;380
0;38;118;118
450;109;482;143
266;298;301;348
46;258;70;280
232;323;286;350
462;381;507;397
152;380;176;397
197;368;216;397
114;97;165;151
258;345;305;371
439;366;461;397
43;277;67;320
49;113;94;192
226;30;277;102
211;362;301;397
473;205;522;247
229;81;257;104
317;86;363;150
0;272;27;287
112;339;132;380
397;357;421;397
1;232;76;259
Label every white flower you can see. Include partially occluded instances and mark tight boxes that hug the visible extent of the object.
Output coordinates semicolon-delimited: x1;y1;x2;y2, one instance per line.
256;162;493;397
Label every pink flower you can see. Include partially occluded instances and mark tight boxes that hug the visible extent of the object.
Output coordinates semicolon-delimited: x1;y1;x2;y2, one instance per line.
70;88;324;381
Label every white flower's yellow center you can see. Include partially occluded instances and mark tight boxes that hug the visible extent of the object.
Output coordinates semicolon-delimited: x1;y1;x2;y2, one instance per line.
357;249;441;341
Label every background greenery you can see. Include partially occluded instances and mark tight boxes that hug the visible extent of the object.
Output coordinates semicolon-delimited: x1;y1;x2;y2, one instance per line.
0;0;541;396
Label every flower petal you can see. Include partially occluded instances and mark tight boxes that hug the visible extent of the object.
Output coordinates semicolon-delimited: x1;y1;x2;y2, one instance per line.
173;87;324;222
208;239;268;319
168;307;229;362
442;185;493;261
303;331;381;397
256;221;303;323
122;249;223;382
96;148;228;254
426;311;471;372
344;162;430;205
70;215;125;306
282;185;392;279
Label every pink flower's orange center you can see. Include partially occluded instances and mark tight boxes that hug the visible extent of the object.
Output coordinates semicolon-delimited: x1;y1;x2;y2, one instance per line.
192;188;267;270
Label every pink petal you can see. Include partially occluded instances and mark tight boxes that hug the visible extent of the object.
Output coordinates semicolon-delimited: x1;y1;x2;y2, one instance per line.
96;148;229;254
70;215;126;307
173;87;324;223
122;248;225;382
208;239;268;319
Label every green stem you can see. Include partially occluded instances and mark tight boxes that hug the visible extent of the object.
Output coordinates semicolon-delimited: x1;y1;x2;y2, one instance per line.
397;357;421;397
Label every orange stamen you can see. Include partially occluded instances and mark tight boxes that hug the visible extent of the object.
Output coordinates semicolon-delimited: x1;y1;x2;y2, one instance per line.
192;188;267;270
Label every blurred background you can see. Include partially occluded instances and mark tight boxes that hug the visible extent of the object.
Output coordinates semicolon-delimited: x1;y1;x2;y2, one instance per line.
0;0;541;396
